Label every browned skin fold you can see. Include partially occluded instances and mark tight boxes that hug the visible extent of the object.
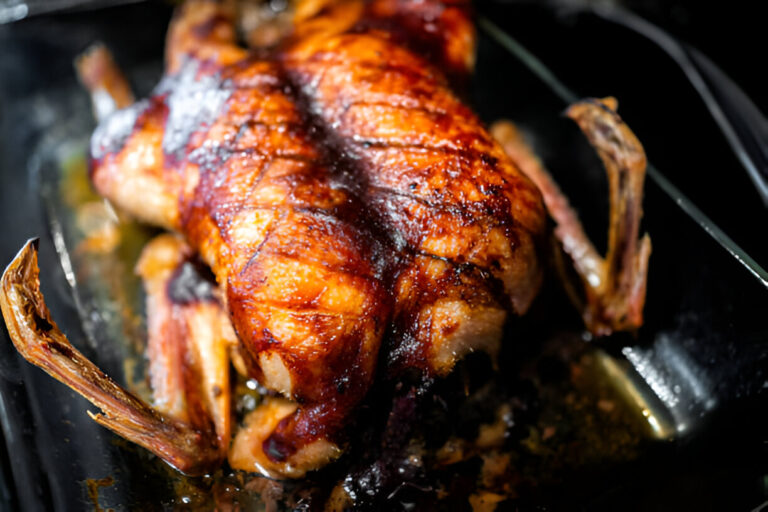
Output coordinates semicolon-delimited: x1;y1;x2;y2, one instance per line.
362;0;476;79
491;98;651;335
75;43;135;117
0;240;223;476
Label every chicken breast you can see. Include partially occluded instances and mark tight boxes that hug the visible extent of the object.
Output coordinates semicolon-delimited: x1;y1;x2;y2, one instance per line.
281;0;546;376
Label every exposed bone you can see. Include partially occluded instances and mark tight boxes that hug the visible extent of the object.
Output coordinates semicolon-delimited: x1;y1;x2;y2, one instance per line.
0;240;224;475
491;98;651;335
75;43;135;121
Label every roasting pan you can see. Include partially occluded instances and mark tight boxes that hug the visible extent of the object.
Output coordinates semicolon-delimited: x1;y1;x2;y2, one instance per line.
0;1;766;509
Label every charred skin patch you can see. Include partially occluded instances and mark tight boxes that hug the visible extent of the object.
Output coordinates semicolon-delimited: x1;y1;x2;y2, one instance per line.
167;257;218;306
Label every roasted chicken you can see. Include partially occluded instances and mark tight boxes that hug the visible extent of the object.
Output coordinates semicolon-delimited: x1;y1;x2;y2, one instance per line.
0;0;650;479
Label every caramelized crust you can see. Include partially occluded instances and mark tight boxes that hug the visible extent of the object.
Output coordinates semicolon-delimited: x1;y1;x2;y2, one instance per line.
282;5;546;375
90;1;389;475
365;0;476;78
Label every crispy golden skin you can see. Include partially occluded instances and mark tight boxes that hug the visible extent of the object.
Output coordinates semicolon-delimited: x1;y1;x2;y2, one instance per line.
83;0;543;475
0;0;651;481
365;0;476;76
91;1;389;476
293;0;476;78
282;0;546;375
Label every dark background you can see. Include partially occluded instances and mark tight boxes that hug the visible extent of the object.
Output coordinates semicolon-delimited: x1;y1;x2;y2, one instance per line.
621;0;766;106
482;0;768;270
